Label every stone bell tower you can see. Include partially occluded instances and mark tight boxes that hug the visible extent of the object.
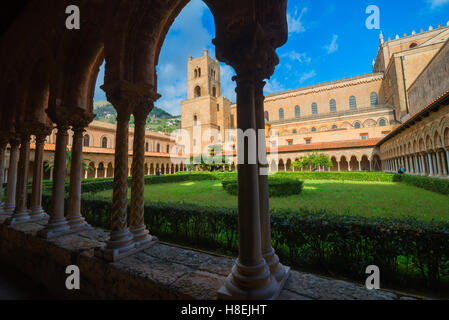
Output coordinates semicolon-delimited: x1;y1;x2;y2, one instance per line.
181;49;232;156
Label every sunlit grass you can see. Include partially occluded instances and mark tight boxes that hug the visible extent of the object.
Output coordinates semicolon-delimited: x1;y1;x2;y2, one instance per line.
91;179;449;221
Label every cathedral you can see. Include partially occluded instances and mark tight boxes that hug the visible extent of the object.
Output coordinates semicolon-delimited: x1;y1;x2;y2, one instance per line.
181;23;449;176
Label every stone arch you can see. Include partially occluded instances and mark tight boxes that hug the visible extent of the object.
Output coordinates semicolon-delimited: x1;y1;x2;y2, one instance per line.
286;159;292;171
330;156;338;171
97;162;105;178
363;119;377;127
360;155;370;171
349;156;359;171
371;154;382;171
107;162;114;177
340;156;349;171
87;161;96;179
278;159;285;172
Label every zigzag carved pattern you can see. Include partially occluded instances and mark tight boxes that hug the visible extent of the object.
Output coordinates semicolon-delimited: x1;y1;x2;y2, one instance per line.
112;119;129;232
130;120;146;228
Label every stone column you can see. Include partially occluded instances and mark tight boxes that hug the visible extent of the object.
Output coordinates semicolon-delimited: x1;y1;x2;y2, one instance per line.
49;168;53;181
254;80;288;284
3;140;20;214
84;170;88;179
94;167;98;178
67;124;90;230
6;134;31;225
39;123;71;238
218;75;276;300
0;141;6;209
428;154;434;176
337;162;341;171
435;151;443;176
358;161;361;171
446;150;449;177
130;103;154;248
98;105;134;261
29;133;48;219
440;151;448;176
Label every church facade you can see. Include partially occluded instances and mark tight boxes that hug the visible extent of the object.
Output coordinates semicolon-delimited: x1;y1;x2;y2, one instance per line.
181;24;449;176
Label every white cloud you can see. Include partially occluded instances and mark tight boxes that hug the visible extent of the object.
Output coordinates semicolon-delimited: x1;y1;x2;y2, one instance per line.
298;70;317;84
428;0;449;8
324;35;339;54
281;51;311;64
287;7;308;34
264;78;286;95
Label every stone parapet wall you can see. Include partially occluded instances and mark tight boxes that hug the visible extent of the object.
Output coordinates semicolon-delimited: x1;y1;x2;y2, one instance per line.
0;215;408;300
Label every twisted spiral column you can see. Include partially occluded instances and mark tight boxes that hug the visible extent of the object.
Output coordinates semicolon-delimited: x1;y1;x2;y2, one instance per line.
130;107;152;247
101;109;134;260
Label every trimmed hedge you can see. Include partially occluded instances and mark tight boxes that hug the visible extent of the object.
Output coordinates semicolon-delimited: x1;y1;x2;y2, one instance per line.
39;193;449;290
222;177;304;197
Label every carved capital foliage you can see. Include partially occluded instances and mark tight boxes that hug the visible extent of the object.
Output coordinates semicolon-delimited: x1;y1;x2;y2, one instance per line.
69;107;96;131
101;80;161;120
206;0;288;80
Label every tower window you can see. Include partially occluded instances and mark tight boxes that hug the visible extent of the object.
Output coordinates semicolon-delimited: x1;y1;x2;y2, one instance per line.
194;86;201;98
212;87;217;97
194;115;198;126
312;103;318;115
217;104;219;112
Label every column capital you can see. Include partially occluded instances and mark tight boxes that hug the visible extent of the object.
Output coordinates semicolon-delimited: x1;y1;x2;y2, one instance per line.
101;81;161;117
69;108;96;131
31;123;53;141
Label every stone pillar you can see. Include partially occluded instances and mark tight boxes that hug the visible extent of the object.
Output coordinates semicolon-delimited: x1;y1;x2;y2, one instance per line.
0;141;6;209
29;133;48;219
130;103;155;248
446;150;449;176
337;162;341;171
3;140;20;214
428;154;434;176
440;151;448;176
358;161;361;171
254;80;288;284
218;75;277;300
39;123;71;238
6;134;31;225
97;105;134;261
49;168;53;181
95;167;98;178
435;151;442;176
67;124;90;230
84;170;88;179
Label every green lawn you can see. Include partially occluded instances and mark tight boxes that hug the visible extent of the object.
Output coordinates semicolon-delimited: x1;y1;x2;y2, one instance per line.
91;179;449;221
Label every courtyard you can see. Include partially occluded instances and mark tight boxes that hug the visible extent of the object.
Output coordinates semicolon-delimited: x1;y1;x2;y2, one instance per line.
90;176;449;221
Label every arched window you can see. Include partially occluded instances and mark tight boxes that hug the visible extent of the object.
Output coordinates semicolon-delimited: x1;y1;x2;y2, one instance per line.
332;124;338;129
312;103;318;115
370;92;378;106
194;69;198;78
212;87;217;97
166;145;170;153
264;111;269;122
101;137;108;148
379;119;387;126
198;68;201;77
194;86;201;98
193;115;198;126
157;143;161;153
279;108;284;120
145;142;149;152
83;135;90;147
329;99;336;113
292;129;297;134
354;122;361;129
409;43;417;48
295;105;300;118
311;127;317;132
349;96;357;109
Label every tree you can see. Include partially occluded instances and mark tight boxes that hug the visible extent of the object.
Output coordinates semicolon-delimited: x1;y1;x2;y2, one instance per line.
292;152;333;171
44;147;95;176
186;145;233;171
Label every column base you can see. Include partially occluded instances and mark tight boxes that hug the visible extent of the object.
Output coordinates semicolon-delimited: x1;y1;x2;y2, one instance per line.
263;248;290;283
5;209;31;225
217;259;279;300
94;231;157;262
130;226;155;249
67;216;90;230
38;217;71;239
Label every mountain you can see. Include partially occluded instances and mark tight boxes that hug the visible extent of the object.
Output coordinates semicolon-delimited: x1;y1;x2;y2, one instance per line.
93;100;181;133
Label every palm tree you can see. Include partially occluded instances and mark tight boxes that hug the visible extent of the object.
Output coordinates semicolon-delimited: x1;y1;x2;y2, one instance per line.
44;147;94;176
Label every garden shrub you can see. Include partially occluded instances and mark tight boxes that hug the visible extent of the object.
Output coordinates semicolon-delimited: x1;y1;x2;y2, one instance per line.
222;177;304;197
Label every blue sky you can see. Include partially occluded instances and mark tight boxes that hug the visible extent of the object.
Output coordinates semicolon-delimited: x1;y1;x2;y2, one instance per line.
93;0;449;116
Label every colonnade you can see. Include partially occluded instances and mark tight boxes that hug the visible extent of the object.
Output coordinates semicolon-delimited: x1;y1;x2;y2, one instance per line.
383;149;449;177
